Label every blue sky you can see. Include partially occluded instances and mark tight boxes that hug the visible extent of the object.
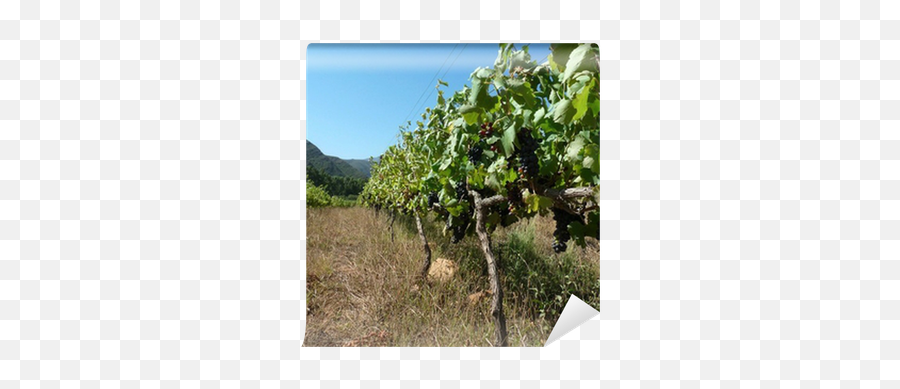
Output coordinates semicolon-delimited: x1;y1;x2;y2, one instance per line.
307;43;552;160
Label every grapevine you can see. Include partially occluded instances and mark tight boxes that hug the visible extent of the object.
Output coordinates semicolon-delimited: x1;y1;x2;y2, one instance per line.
360;43;599;347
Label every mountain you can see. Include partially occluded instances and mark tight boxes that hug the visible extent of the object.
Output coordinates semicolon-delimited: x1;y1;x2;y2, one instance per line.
306;140;372;179
343;158;375;178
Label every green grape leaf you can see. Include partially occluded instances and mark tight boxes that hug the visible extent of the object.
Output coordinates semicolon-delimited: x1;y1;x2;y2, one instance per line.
474;67;494;79
468;78;487;105
584;211;599;239
583;144;599;173
509;50;535;71
507;168;518;183
568;221;586;247
508;80;536;108
458;104;482;125
492;78;506;91
532;107;546;126
521;109;533;127
506;78;526;90
469;70;497;111
449;130;463;157
459;104;480;114
487;156;508;174
579;168;598;186
571;79;595;122
583;154;596;172
523;193;553;213
492;68;507;90
562;44;599;82
494;44;511;72
567;78;587;98
451;117;465;130
501;124;516;157
548;44;578;73
565;136;586;162
468;165;487;190
552;99;576;125
438;157;452;172
484;173;501;192
462;111;480;125
539;152;558;177
444;200;461;216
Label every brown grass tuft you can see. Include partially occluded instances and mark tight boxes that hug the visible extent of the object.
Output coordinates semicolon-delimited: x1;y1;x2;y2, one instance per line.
427;257;458;283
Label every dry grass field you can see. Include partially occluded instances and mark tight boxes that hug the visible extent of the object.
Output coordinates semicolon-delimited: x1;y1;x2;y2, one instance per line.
305;206;599;347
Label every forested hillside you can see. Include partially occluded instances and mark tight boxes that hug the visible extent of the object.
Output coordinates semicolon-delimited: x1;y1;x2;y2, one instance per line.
306;140;370;179
307;165;366;198
343;158;376;178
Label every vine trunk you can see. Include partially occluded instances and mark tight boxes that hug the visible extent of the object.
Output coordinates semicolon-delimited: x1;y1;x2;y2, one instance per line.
415;213;432;280
471;191;508;347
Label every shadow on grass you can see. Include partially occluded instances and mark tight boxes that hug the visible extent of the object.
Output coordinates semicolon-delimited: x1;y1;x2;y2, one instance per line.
390;211;599;331
496;219;600;328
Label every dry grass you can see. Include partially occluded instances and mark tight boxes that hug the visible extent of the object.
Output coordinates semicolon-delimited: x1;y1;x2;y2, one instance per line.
305;206;599;347
427;257;458;283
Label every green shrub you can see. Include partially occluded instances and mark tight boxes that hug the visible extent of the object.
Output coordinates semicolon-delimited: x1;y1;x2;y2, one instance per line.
307;182;335;207
307;181;356;207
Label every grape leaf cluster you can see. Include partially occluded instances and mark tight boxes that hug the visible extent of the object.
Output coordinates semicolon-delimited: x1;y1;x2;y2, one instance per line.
359;44;599;253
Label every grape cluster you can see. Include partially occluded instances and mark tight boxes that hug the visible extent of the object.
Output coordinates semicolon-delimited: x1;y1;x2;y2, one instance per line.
479;122;495;137
506;182;522;204
515;128;539;180
505;182;522;213
446;181;473;244
551;238;566;253
455;181;468;201
551;208;579;253
427;191;439;208
451;229;464;243
450;212;469;243
496;203;510;219
480;122;500;152
467;144;484;164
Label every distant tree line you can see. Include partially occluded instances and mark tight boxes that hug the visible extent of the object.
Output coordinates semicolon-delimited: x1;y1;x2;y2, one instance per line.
307;165;367;197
